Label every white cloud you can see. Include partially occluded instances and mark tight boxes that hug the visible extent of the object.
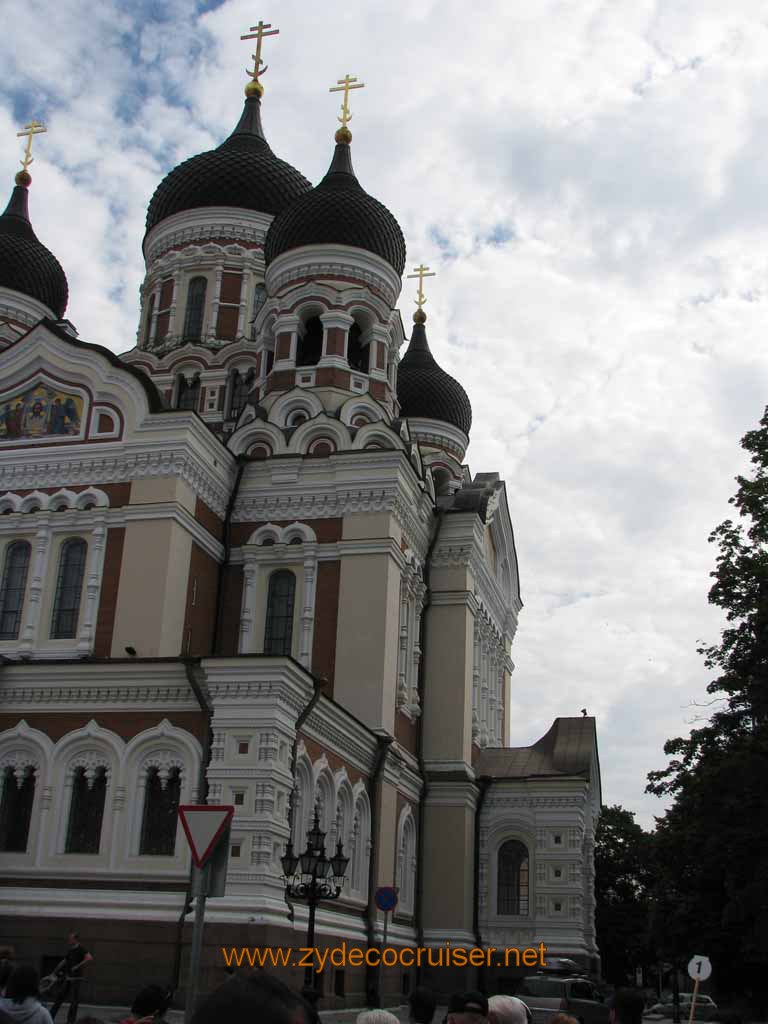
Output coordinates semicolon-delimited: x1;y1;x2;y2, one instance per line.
3;0;767;827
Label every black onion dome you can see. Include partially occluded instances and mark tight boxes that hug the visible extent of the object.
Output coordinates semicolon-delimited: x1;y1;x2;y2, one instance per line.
397;320;472;435
0;182;68;317
144;96;312;237
264;139;406;274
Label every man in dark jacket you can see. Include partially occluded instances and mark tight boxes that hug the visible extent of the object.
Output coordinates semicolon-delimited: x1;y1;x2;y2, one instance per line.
49;932;93;1024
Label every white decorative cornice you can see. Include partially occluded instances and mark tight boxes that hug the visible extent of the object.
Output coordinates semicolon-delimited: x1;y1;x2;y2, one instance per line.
0;288;54;325
265;245;403;310
144;207;273;266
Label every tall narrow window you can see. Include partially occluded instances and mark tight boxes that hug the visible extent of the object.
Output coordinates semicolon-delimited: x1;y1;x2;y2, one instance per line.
143;293;156;348
252;284;267;321
0;765;35;852
229;369;255;421
50;538;87;640
264;570;295;656
296;317;323;367
0;541;31;640
183;277;207;342
66;766;107;854
347;323;369;373
177;374;201;411
497;839;529;915
140;766;181;855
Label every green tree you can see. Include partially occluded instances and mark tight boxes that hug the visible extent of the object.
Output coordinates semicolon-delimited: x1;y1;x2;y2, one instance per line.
647;408;768;1008
594;804;654;984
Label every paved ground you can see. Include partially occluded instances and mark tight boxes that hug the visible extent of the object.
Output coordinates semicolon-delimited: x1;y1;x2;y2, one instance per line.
54;1001;417;1022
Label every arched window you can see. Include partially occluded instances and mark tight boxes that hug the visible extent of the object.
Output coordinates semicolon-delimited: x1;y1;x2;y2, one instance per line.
296;317;323;367
252;284;267;321
183;277;207;342
66;766;107;854
264;570;296;656
139;766;181;855
0;541;31;640
350;792;371;897
177;374;201;411
229;369;255;421
143;293;156;348
50;538;87;639
397;810;417;914
347;323;369;373
0;765;35;852
497;839;529;915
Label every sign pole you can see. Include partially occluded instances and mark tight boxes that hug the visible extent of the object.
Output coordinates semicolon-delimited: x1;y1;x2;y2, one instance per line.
687;978;699;1024
185;863;210;1024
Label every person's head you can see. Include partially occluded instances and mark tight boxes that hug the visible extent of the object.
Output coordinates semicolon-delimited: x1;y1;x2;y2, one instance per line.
447;991;489;1024
191;972;315;1024
130;985;170;1020
357;1013;400;1024
488;995;532;1024
409;986;437;1024
6;964;40;1003
67;932;80;947
609;989;645;1024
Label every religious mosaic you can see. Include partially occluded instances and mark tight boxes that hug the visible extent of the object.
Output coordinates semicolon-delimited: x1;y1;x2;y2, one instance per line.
0;383;83;441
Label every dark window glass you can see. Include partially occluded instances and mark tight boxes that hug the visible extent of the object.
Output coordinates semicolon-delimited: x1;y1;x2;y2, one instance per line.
518;979;566;998
51;538;87;639
347;323;369;373
177;374;201;411
144;294;156;347
0;765;35;852
0;540;31;640
183;277;207;342
229;370;255;421
265;350;275;375
296;317;323;367
66;766;107;853
570;983;593;999
139;766;181;855
264;570;296;656
252;284;267;320
497;839;529;915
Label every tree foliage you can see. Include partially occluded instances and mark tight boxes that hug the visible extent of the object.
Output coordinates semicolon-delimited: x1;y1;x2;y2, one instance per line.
646;408;768;1006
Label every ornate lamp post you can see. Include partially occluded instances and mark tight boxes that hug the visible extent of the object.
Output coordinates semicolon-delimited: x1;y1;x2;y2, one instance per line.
282;807;349;1004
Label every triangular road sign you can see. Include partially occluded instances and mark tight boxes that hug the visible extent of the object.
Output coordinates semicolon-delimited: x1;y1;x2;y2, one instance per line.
178;804;234;868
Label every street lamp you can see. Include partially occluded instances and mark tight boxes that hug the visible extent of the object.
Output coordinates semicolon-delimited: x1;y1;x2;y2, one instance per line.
282;807;349;1004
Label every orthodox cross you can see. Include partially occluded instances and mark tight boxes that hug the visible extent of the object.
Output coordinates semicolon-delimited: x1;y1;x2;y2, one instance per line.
407;264;436;311
241;20;279;85
16;121;46;172
329;74;365;128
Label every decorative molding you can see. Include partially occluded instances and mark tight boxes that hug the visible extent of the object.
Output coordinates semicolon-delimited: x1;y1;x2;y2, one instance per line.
265;245;402;311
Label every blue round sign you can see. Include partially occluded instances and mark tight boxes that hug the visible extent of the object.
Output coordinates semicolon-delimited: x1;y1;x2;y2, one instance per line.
375;886;398;912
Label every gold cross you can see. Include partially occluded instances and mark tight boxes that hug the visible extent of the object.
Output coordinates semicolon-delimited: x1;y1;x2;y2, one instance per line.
241;20;279;85
407;264;436;311
329;74;365;128
16;120;46;172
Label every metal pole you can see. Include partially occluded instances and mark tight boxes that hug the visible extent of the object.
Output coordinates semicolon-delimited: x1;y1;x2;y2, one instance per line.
185;864;210;1024
302;889;318;1002
688;978;700;1024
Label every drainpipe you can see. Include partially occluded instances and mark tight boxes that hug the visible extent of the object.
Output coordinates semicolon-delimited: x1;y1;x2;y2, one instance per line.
365;732;394;1007
284;675;326;922
170;658;211;1001
473;775;492;991
213;456;246;656
414;506;445;985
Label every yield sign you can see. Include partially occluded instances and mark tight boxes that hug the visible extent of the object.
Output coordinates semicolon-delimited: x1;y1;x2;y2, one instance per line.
178;804;234;868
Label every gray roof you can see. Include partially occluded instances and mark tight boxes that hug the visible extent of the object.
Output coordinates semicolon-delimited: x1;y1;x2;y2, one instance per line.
475;717;597;780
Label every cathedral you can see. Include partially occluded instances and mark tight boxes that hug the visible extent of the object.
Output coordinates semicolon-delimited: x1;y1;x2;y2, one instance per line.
0;30;601;1010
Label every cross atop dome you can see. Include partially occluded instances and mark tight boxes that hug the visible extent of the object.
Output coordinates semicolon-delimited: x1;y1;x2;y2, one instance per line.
241;19;279;97
407;263;436;323
329;73;365;144
15;120;46;186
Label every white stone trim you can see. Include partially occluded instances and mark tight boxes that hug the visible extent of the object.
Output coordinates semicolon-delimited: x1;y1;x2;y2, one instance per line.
265;245;403;310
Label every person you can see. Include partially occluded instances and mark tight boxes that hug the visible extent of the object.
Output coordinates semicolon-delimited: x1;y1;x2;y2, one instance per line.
190;972;318;1024
548;1015;578;1024
357;1013;400;1024
0;949;15;997
409;986;437;1024
609;990;645;1024
0;964;53;1024
488;995;532;1024
117;985;170;1024
447;991;489;1024
48;933;93;1024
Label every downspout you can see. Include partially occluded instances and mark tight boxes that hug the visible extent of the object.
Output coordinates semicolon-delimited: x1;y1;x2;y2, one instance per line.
170;658;211;1000
414;506;445;985
365;732;394;1007
473;775;492;991
213;455;246;656
284;675;326;922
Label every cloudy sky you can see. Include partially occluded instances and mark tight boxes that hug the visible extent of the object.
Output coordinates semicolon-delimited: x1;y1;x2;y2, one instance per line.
3;0;768;827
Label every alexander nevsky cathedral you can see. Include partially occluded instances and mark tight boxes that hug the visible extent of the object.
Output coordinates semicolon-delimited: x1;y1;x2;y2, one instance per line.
0;24;601;1009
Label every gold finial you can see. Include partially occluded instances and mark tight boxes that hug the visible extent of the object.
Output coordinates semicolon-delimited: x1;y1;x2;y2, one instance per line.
407;264;436;321
241;20;279;96
329;74;365;140
16;121;46;184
